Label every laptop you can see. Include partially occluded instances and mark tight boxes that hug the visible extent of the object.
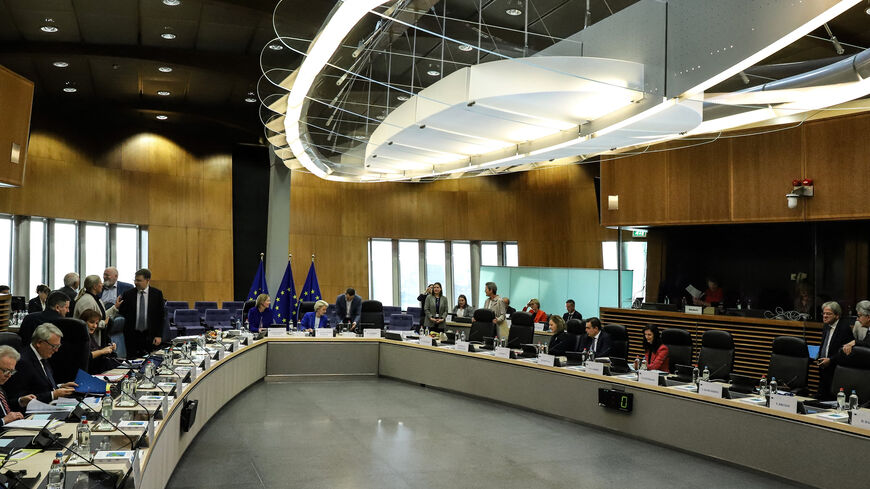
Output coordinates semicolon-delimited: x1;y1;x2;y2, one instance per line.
729;373;757;394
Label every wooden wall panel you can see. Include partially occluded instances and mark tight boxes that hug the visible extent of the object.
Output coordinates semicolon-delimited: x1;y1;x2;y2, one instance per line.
0;65;32;187
600;149;669;225
288;164;615;302
666;139;732;223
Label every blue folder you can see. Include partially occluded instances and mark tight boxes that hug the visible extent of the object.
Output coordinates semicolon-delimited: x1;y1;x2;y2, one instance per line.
74;369;108;394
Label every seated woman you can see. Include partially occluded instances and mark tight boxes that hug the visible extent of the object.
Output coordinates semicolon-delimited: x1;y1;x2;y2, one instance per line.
424;282;449;332
547;315;573;355
693;278;724;307
635;324;669;372
301;300;330;332
28;284;50;313
522;298;548;323
81;309;118;374
842;300;870;355
247;293;274;332
452;294;472;318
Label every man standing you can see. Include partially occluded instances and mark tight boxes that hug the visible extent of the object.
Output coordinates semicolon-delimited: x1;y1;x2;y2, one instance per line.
336;288;362;330
118;269;165;358
579;317;612;358
816;301;854;400
6;324;78;403
100;267;133;358
19;292;70;345
563;299;583;322
483;282;508;339
0;346;35;424
57;272;79;316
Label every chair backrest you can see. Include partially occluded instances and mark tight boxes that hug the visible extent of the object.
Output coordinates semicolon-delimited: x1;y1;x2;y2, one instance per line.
662;328;693;371
194;301;218;316
298;301;315;320
507;324;533;348
221;301;244;319
383;306;402;316
0;332;22;352
165;301;189;320
389;314;414;330
602;324;629;359
469;321;495;343
473;308;495;323
405;306;422;320
831;346;870;400
698;330;734;380
360;300;384;328
565;319;585;352
510;311;533;328
204;309;232;326
48;318;89;384
242;300;256;318
767;336;810;393
174;309;201;327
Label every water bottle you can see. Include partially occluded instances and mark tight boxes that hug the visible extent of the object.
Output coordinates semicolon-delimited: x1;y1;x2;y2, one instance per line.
76;417;91;457
493;336;499;350
849;390;859;411
640;356;648;371
98;384;113;430
759;375;768;397
542;343;548;355
47;458;64;489
460;331;466;342
837;388;847;411
692;365;699;385
769;377;778;396
702;366;710;382
144;361;154;381
736;299;742;310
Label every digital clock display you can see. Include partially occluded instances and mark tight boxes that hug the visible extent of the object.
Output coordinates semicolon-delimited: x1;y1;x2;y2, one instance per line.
598;388;633;413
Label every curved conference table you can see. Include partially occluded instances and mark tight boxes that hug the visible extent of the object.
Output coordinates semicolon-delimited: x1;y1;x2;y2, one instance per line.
47;336;867;489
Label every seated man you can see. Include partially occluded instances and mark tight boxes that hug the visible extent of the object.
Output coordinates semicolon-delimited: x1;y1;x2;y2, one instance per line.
18;291;70;345
563;299;583;322
0;345;36;423
578;317;612;358
6;323;78;403
336;288;362;330
502;297;516;316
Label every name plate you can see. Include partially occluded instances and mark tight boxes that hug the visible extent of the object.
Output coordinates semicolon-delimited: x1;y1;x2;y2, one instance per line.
175;377;183;394
684;305;703;315
534;323;545;332
416;336;431;346
586;362;605;376
147;417;155;441
363;329;381;338
638;370;660;386
538;354;555;367
217;347;226;360
315;328;333;338
162;395;170;418
454;341;469;351
290;331;307;337
698;381;723;398
268;327;287;338
203;355;211;370
769;394;798;414
231;340;240;351
494;347;511;359
851;409;870;429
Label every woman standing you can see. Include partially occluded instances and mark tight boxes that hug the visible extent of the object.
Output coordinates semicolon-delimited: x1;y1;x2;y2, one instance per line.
424;282;449;332
74;275;121;344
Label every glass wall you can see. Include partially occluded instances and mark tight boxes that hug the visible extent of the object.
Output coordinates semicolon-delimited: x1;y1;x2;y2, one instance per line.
115;225;139;282
424;241;446;286
398;240;420;309
85;223;108;278
369;239;394;306
52;221;77;289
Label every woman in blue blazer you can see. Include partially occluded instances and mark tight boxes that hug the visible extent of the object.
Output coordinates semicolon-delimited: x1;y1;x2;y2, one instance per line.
301;300;330;333
247;294;274;332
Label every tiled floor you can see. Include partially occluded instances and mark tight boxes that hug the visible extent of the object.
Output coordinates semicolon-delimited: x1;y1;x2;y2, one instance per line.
166;379;801;489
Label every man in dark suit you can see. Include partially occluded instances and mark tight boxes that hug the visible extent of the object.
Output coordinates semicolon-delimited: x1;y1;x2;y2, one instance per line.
27;284;51;313
6;324;77;404
19;291;70;345
336;288;362;330
579;317;612;358
55;272;79;317
816;301;855;400
563;299;583;323
0;345;35;423
117;268;165;358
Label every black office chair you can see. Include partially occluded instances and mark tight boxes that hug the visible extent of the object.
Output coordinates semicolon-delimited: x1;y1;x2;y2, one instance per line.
831;346;870;401
469;309;495;343
0;332;22;353
602;324;629;359
697;330;734;381
507;324;533;349
509;311;533;328
359;300;384;329
767;336;810;395
242;300;256;319
662;328;693;372
297;301;315;321
565;319;584;352
48;318;90;384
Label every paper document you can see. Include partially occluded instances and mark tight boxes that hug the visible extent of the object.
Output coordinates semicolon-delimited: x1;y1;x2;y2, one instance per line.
3;419;50;430
25;399;73;414
685;285;703;299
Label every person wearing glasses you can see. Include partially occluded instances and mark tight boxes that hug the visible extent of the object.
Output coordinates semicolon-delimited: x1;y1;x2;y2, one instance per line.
841;300;870;356
815;301;854;400
0;345;36;424
5;323;78;403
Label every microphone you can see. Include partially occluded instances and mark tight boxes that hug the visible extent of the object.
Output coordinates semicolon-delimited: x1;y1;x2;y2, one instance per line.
778;375;800;391
0;448;32;489
36;427;123;485
705;363;730;381
73;398;139;450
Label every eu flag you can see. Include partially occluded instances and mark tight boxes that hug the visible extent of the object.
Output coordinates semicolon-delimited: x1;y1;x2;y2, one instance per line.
298;261;322;320
246;257;269;301
272;258;298;326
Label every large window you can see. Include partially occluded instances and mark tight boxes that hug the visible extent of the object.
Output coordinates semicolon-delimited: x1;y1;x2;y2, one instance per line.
116;225;139;282
425;241;446;286
451;241;472;305
52;221;77;289
481;242;498;266
29;219;45;295
369;239;394;306
85;223;108;278
398;240;420;309
504;242;519;267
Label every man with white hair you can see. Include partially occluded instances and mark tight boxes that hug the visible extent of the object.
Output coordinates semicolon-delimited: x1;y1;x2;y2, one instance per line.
100;267;133;358
5;323;78;403
0;346;35;426
56;272;80;317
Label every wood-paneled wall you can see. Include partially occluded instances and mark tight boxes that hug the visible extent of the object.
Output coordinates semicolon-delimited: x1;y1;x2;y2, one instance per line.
0;127;234;303
289;164;615;302
0;65;32;186
601;112;870;226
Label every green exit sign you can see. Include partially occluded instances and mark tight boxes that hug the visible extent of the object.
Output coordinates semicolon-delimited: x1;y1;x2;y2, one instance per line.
632;230;648;238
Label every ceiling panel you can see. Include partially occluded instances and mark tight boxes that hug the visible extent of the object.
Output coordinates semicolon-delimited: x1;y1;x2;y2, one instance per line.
0;1;21;41
88;57;140;101
74;0;138;45
187;69;233;104
9;8;81;43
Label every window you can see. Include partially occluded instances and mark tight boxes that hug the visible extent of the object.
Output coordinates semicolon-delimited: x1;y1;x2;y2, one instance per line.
451;241;471;306
398;240;420;309
603;240;648;301
369;239;394;306
425;241;446;286
52;221;77;289
140;228;149;269
29;219;45;295
504;242;518;267
481;242;498;266
115;225;138;282
0;217;12;288
85;223;108;278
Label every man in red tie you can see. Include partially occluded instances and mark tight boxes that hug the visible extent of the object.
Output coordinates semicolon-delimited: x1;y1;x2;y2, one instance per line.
0;345;36;426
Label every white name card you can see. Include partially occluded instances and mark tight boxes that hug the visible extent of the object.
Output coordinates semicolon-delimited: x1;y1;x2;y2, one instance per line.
684;305;703;315
494;347;511;359
162;395;170;418
418;336;432;346
454;341;469;351
586;361;605;376
534;323;545;332
175;377;183;394
769;394;798;414
538;354;555;367
217;347;226;360
315;328;333;338
638;370;660;386
851;409;870;429
268;327;286;337
363;329;381;338
147;417;155;441
698;380;723;398
446;314;453;322
231;339;240;351
203;355;211;370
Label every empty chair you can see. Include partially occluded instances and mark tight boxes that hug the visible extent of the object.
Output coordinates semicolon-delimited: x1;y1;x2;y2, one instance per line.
194;301;218;319
164;314;179;341
507;323;533;349
697;330;734;381
49;318;89;383
174;309;204;336
662;328;693;371
767;336;810;395
831;346;870;401
326;304;337;320
165;301;189;324
222;301;244;321
469;308;496;343
509;311;533;328
405;307;422;326
389;314;414;331
205;309;232;330
360;300;384;329
0;332;23;353
382;306;401;325
564;319;584;352
602;324;629;359
242;300;256;319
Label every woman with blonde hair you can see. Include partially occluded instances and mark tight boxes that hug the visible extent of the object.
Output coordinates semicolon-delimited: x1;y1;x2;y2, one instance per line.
522;298;547;323
247;293;274;332
301;300;330;333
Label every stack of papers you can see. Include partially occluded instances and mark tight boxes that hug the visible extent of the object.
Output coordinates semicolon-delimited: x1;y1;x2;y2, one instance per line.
4;418;63;430
25;400;74;414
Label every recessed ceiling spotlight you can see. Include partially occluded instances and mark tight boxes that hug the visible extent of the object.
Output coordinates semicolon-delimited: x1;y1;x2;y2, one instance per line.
156;115;168;120
163;0;181;5
397;94;409;101
40;25;59;33
458;44;473;52
158;66;173;73
268;43;284;51
157;90;171;96
427;69;440;76
161;32;176;40
52;61;69;68
505;0;523;16
244;96;257;103
63;82;77;93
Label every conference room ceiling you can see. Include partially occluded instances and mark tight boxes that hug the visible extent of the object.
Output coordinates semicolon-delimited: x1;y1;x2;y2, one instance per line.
1;1;870;148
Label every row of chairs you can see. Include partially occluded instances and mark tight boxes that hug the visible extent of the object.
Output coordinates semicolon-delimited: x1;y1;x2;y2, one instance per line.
166;301;245;322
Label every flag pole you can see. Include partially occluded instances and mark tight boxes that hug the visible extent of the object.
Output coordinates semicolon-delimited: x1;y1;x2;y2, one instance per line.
311;253;315;262
260;252;264;261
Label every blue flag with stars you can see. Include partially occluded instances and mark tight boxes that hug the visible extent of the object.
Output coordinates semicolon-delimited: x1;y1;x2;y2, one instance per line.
298;261;322;320
272;259;298;326
246;258;269;301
